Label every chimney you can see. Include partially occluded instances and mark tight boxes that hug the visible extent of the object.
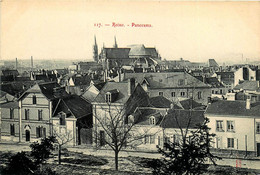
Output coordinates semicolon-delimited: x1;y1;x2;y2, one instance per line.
246;95;251;109
128;78;135;96
15;58;18;69
31;56;33;70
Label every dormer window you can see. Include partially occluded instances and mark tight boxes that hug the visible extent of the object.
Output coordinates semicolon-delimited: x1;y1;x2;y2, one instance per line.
105;93;112;103
105;89;119;103
149;116;156;125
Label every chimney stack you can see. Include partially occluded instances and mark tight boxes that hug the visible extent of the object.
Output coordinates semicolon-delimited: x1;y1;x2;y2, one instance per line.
31;56;33;70
15;58;18;69
246;96;251;109
128;78;135;96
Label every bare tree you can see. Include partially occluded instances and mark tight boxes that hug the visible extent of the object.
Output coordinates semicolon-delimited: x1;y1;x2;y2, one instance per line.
92;86;160;170
52;126;74;164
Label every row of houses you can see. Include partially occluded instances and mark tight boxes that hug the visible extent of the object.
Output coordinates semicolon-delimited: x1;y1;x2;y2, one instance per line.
1;68;260;157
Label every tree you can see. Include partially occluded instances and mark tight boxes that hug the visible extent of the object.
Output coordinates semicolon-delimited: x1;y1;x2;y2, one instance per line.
153;117;221;175
93;84;152;170
30;136;56;164
52;127;74;164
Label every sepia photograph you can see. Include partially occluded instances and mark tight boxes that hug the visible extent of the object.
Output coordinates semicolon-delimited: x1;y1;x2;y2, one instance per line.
0;0;260;174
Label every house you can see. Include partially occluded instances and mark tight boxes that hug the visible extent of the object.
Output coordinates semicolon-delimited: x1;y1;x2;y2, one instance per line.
92;78;150;147
215;71;234;91
205;100;260;157
123;72;211;105
130;107;205;151
0;82;68;143
234;66;257;86
52;95;92;145
66;74;92;95
233;81;260;102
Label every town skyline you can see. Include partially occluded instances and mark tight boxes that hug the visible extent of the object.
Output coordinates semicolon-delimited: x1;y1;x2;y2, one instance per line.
1;1;260;62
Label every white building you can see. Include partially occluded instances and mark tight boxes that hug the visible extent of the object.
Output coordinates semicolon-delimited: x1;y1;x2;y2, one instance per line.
205;99;260;157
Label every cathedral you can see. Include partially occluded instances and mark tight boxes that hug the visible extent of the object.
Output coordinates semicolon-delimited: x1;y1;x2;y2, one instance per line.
93;36;161;71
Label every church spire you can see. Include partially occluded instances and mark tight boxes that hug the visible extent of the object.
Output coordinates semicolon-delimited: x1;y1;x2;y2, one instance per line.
93;35;98;62
113;36;118;48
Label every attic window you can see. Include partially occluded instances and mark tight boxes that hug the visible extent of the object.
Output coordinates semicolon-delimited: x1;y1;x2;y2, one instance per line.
105;93;112;103
59;113;66;125
32;95;37;104
149;116;156;125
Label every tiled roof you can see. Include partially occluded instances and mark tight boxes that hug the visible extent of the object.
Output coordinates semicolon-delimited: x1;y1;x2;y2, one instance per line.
233;81;260;92
205;77;225;88
134;108;163;125
124;72;210;89
0;81;36;97
104;48;130;59
161;109;205;129
53;95;91;119
208;59;219;67
72;75;91;86
205;100;260;117
129;45;148;56
0;101;19;108
145;48;159;58
94;81;129;103
179;99;204;110
149;96;182;109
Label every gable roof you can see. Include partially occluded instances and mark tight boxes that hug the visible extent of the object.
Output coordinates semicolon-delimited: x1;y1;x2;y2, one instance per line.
0;81;37;97
205;100;260;117
53;95;91;119
71;75;92;86
179;99;204;110
161;109;205;129
233;81;260;92
103;48;130;59
205;77;225;88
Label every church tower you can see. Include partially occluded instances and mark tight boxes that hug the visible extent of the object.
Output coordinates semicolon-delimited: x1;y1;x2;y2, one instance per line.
113;36;118;48
93;35;98;62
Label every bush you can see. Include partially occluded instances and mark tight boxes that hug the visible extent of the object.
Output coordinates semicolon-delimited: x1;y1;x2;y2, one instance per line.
3;151;36;175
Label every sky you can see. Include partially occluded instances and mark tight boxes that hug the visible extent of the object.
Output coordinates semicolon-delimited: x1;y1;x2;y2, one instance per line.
1;0;260;63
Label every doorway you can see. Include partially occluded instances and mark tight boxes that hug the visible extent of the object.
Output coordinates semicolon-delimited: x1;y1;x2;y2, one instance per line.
257;143;260;157
25;130;30;142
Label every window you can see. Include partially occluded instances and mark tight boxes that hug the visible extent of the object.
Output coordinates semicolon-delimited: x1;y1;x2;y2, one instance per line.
32;95;37;104
25;109;29;120
150;135;155;144
105;93;111;103
256;123;260;134
159;92;163;96
227;138;234;148
178;79;184;86
59;114;66;125
36;126;46;138
10;108;14;119
227;121;235;132
149;116;156;125
171;92;175;97
180;92;185;97
158;136;161;145
216;120;224;132
38;110;43;121
220;89;223;94
212;90;214;94
10;124;15;136
144;135;149;144
198;91;202;99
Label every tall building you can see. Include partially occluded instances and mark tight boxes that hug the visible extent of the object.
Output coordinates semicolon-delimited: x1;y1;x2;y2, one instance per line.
93;36;98;62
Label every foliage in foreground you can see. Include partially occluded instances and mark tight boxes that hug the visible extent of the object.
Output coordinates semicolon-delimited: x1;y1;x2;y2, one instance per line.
153;118;221;175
